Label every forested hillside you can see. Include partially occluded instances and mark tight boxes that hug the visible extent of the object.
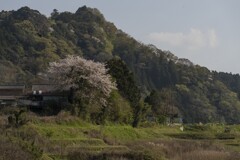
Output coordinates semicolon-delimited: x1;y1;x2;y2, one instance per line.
1;6;240;123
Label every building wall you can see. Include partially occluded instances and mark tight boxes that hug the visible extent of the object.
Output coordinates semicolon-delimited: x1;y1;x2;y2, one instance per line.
0;89;24;96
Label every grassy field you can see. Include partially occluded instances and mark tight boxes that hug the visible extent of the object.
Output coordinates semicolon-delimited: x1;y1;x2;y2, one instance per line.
0;112;240;160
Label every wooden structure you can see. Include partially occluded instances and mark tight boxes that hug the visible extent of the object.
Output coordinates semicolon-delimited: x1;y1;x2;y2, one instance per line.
0;85;25;106
29;84;68;107
0;84;68;107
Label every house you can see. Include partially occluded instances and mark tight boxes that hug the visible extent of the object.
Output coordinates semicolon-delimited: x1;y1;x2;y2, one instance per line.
0;84;69;108
0;85;25;106
31;84;67;100
27;84;68;108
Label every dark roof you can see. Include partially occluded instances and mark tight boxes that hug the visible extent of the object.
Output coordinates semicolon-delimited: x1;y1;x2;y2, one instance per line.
0;85;25;90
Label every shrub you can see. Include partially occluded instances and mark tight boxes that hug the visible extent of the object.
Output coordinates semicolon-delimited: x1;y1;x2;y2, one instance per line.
7;109;29;128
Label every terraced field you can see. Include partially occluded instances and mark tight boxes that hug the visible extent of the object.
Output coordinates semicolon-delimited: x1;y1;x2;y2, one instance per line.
0;114;240;160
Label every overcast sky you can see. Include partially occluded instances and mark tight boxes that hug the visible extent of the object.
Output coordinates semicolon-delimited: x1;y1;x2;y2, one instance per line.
1;0;240;73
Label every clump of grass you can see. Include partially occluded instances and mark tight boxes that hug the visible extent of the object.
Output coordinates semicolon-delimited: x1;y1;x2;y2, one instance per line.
167;132;214;139
40;153;53;160
172;150;237;160
102;125;140;141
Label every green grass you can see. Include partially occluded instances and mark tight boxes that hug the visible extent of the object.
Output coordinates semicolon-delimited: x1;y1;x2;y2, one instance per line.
167;132;215;139
50;138;106;146
34;125;87;139
1;115;240;160
32;121;183;143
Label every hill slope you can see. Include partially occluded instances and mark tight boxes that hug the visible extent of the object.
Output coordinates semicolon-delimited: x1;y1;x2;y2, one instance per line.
0;6;240;123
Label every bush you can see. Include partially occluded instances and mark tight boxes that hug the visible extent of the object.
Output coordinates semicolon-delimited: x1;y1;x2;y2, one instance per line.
7;109;29;127
108;90;133;124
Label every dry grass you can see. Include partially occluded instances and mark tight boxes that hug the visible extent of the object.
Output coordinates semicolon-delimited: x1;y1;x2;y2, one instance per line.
126;139;240;160
0;137;35;160
0;115;7;126
172;150;239;160
36;111;80;124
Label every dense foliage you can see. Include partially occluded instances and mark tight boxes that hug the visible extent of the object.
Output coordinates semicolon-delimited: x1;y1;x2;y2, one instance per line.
1;6;240;124
107;58;148;127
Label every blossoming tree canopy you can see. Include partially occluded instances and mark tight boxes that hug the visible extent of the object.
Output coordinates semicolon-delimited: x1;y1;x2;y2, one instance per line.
47;55;116;106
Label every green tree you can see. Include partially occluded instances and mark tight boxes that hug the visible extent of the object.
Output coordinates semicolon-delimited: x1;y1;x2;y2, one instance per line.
107;58;142;127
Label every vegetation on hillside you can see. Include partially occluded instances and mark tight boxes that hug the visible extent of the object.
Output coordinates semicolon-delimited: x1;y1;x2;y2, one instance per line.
1;5;240;160
0;6;240;124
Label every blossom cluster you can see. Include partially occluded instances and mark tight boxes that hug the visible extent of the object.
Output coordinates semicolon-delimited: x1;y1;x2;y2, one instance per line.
47;55;116;106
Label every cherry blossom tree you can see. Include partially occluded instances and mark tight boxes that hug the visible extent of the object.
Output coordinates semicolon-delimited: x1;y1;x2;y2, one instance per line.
47;55;116;107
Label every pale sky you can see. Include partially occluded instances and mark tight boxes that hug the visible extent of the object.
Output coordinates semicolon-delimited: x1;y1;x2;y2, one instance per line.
1;0;240;73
